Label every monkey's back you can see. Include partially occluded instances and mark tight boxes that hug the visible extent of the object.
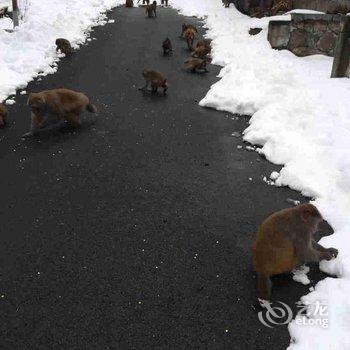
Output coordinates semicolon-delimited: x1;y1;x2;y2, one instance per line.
253;211;299;276
143;69;165;84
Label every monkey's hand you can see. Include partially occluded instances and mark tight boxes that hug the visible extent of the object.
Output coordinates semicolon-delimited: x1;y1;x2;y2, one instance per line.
326;247;338;258
320;250;336;261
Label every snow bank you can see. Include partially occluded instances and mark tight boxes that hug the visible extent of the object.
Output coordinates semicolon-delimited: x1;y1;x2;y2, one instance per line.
0;0;124;103
170;1;350;349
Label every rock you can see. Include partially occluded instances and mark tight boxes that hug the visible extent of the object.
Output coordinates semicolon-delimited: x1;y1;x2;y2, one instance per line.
292;47;323;56
249;27;262;35
317;31;337;53
328;22;341;34
288;29;308;50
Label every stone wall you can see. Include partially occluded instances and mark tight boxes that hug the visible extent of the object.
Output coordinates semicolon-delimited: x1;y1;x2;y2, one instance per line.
292;0;350;14
268;13;344;57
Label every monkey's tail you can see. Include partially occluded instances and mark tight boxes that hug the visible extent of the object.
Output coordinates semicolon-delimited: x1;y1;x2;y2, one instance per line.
86;103;97;113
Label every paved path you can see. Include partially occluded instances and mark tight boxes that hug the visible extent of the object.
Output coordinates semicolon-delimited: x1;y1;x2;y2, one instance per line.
0;5;325;349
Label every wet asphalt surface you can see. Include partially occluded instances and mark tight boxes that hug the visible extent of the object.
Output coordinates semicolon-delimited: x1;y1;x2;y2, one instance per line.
0;5;333;350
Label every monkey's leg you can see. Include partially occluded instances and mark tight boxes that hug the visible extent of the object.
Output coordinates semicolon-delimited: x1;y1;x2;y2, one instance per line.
22;112;41;138
65;113;81;128
154;9;157;17
312;241;338;258
139;80;150;91
257;273;272;301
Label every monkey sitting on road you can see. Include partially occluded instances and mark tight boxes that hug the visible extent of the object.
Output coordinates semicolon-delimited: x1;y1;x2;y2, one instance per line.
145;1;157;17
192;42;211;59
184;58;208;73
139;69;168;94
55;38;73;56
183;27;197;51
0;103;8;128
253;203;338;301
162;37;172;55
126;0;133;7
23;88;97;138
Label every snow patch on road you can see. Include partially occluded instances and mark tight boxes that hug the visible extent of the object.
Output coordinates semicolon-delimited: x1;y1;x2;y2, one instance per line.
0;0;124;103
171;1;350;349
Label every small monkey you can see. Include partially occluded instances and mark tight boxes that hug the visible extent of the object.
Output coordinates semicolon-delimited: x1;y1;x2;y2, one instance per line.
55;38;73;56
125;0;133;7
161;0;168;5
162;37;172;55
184;27;196;51
184;58;208;73
139;69;168;94
145;1;157;17
222;0;234;7
0;103;8;128
23;88;97;138
253;204;338;301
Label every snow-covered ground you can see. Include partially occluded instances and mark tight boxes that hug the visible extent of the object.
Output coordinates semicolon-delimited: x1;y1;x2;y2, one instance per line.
0;0;124;103
169;1;350;349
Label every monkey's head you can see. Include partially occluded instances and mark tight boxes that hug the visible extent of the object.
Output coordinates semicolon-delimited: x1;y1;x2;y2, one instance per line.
299;203;323;228
27;93;45;114
153;1;156;4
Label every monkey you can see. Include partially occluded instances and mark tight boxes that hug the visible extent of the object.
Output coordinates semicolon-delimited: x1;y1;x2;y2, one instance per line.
161;0;168;5
184;58;208;73
222;0;234;7
192;42;211;59
125;0;133;7
180;23;197;39
22;88;97;138
252;203;338;301
162;37;172;55
0;103;8;128
55;38;73;56
145;1;157;17
138;69;168;94
183;27;197;51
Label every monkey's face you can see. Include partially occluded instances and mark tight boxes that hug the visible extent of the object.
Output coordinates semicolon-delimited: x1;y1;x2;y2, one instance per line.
28;94;45;114
162;79;168;91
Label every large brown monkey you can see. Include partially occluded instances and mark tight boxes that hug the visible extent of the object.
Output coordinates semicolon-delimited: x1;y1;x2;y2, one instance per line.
139;69;168;94
253;204;338;300
23;88;97;137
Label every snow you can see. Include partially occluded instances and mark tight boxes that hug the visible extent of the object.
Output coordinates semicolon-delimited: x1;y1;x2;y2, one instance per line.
170;1;350;349
0;0;124;103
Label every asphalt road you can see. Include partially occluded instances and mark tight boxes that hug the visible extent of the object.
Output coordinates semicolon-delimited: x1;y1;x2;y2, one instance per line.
0;5;330;350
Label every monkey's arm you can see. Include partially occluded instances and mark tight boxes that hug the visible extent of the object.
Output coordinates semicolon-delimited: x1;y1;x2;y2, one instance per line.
294;238;324;263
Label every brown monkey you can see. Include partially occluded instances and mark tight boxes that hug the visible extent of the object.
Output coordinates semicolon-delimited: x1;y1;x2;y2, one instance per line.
145;1;157;17
253;204;338;301
0;104;8;128
55;38;73;56
139;69;168;94
125;0;133;7
192;44;211;59
23;88;97;138
180;23;197;38
162;37;172;55
184;58;208;73
184;27;196;51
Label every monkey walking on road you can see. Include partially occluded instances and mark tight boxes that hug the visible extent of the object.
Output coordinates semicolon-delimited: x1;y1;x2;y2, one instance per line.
184;58;208;73
252;203;338;301
145;1;157;17
23;88;97;138
139;69;168;94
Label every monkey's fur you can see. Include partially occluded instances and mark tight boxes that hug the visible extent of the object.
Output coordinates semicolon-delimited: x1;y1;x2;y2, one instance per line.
162;37;172;55
184;58;208;73
192;42;211;59
180;24;197;39
139;69;168;94
184;27;197;51
0;103;8;128
55;38;73;56
145;1;157;17
23;88;97;138
125;0;133;7
222;0;234;7
253;204;338;301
